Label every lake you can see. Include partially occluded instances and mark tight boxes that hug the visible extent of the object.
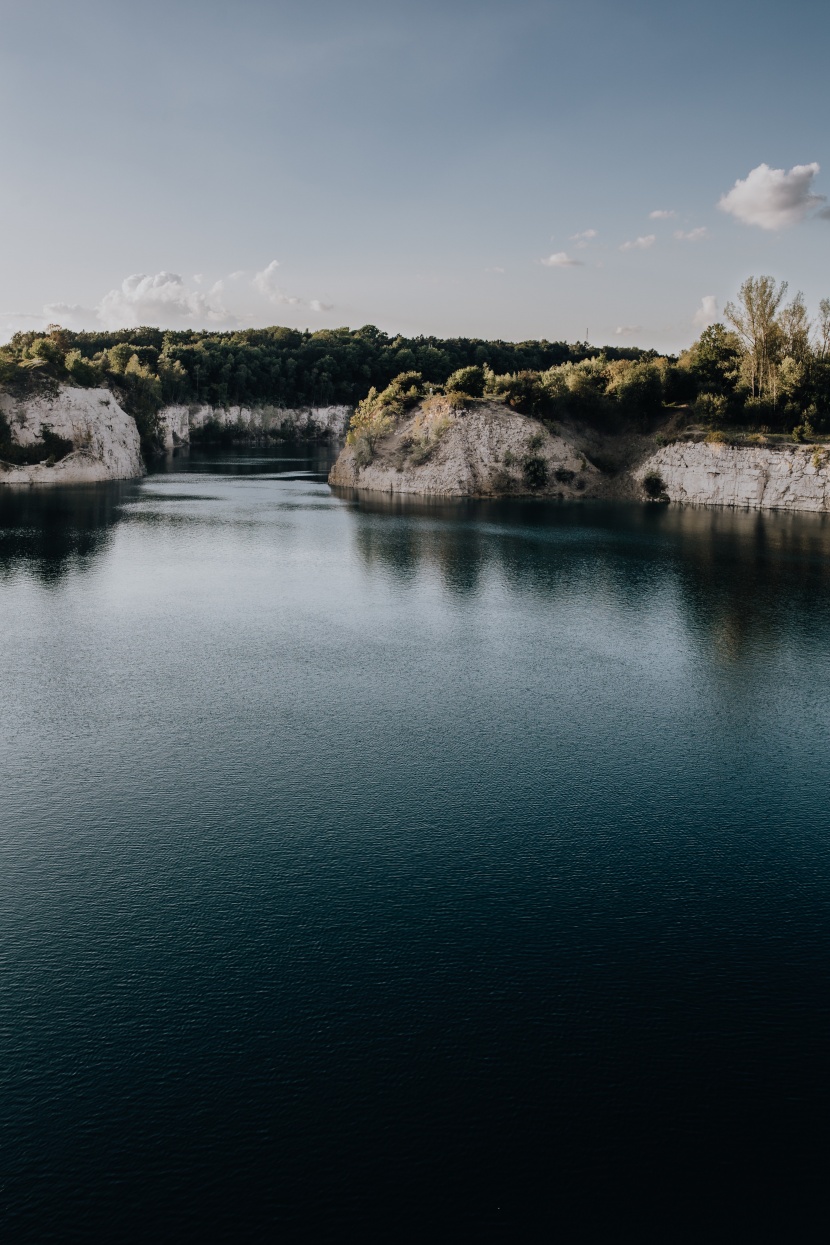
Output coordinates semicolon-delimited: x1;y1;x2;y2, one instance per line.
2;447;830;1240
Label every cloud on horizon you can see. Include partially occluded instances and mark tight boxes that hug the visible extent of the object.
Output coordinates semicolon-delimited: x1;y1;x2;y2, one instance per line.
252;260;300;305
693;295;718;329
98;272;231;328
718;162;825;230
0;264;339;340
615;325;641;336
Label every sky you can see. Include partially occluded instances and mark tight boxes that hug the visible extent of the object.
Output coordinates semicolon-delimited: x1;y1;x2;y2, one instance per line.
1;0;827;350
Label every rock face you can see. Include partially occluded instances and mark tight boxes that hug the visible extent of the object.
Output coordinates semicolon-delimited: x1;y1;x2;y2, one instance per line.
0;386;143;486
157;403;352;448
637;442;830;512
329;400;601;498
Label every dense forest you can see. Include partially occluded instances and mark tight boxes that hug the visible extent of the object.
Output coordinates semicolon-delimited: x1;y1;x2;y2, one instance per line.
0;324;650;452
2;276;829;457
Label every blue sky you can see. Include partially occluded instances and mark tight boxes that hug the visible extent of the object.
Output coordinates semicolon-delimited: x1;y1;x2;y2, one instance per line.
1;0;827;349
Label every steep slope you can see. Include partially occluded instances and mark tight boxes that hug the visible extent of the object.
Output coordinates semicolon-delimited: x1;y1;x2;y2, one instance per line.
0;386;143;485
329;399;603;498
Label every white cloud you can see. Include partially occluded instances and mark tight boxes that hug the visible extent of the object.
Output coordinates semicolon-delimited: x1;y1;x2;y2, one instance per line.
693;295;718;329
570;229;598;249
309;299;334;312
541;251;583;268
649;209;676;220
615;325;641;336
251;259;302;305
485;265;505;273
718;162;825;230
98;272;231;328
43;302;100;329
620;235;655;251
674;227;709;242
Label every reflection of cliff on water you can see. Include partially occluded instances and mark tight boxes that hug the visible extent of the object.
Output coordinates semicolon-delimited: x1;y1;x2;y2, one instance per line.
343;490;830;660
0;483;132;583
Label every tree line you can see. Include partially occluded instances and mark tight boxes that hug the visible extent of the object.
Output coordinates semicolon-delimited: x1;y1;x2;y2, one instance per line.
0;323;646;438
2;278;828;456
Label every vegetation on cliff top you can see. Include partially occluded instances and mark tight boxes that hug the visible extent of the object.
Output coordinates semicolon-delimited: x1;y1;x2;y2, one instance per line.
3;275;829;459
343;278;830;463
0;326;651;456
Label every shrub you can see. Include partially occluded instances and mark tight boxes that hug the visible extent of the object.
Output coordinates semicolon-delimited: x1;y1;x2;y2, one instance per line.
522;454;548;489
346;371;425;448
352;435;373;467
705;429;730;444
642;471;667;499
444;365;485;398
693;392;728;425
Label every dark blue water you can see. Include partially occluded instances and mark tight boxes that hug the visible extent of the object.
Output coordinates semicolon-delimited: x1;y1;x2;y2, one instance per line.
2;448;830;1241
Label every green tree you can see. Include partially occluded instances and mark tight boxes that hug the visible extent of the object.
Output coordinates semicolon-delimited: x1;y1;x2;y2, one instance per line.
724;276;788;401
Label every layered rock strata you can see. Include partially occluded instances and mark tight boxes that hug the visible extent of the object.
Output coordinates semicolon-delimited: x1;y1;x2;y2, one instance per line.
636;442;830;512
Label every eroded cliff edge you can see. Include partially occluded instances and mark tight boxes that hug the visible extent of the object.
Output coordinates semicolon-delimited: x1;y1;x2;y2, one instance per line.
0;386;143;485
330;396;830;513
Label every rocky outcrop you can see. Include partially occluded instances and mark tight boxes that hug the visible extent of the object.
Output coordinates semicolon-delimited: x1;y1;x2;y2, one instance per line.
157;402;351;448
636;441;830;512
0;386;143;486
331;398;830;514
329;400;601;498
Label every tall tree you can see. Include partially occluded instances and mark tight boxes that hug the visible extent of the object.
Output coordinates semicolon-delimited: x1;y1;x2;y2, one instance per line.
779;291;811;363
815;298;830;359
724;276;788;400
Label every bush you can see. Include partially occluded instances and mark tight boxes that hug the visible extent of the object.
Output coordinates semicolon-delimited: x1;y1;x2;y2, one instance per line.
522;454;548;489
693;391;728;425
705;429;730;444
346;371;424;447
352;436;373;467
642;471;667;499
445;365;485;398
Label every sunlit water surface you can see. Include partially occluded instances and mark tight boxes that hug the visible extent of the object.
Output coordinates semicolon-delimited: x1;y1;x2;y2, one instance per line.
2;448;830;1240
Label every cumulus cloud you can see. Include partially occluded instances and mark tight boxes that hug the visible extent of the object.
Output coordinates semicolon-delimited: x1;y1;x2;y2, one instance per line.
541;251;583;268
309;299;334;312
615;325;641;336
570;229;598;249
98;272;230;328
620;235;655;251
693;295;718;329
674;227;708;242
43;302;100;329
718;162;825;230
252;260;304;305
649;209;676;220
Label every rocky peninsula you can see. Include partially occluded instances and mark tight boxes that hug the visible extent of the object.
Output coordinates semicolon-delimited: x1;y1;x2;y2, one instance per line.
330;392;830;513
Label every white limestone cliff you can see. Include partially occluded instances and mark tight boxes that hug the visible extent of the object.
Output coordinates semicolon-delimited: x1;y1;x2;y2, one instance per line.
329;400;601;498
0;386;143;486
157;403;352;448
636;441;830;512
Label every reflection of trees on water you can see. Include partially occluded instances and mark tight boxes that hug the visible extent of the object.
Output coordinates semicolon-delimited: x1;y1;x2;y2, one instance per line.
345;491;830;660
0;483;132;583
